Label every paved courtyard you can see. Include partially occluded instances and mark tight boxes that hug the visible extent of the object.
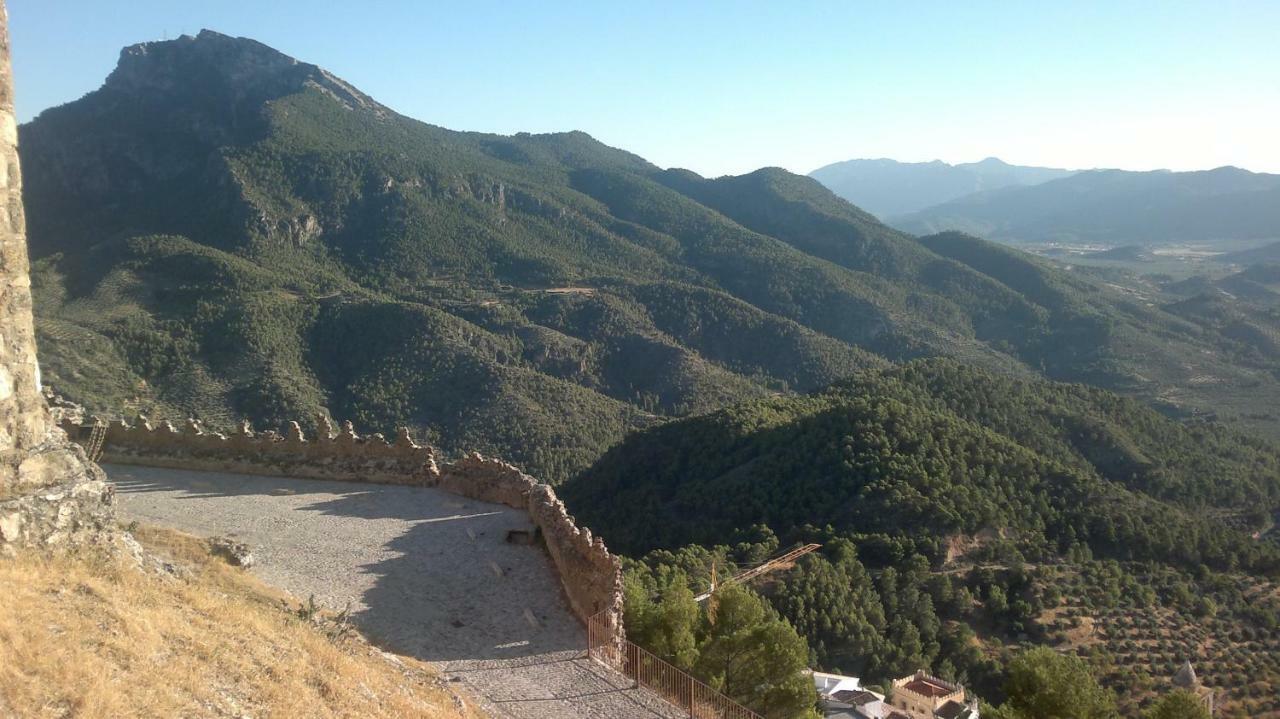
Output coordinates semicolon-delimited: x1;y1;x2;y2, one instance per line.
109;464;679;719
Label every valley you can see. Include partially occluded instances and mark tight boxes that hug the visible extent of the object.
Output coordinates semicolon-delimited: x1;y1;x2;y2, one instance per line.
7;20;1278;719
22;31;1280;487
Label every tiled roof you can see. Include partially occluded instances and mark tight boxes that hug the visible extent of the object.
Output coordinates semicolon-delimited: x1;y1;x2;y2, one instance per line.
904;678;953;697
831;689;879;706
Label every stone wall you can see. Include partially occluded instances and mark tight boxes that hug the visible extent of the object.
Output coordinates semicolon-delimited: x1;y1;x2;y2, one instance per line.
441;453;625;624
0;1;116;553
69;414;625;632
85;415;439;485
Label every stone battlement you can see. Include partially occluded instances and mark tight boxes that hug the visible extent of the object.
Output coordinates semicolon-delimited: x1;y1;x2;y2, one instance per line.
76;414;438;485
62;414;624;632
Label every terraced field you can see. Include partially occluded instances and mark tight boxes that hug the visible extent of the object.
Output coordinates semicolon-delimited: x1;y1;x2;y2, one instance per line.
1037;565;1280;717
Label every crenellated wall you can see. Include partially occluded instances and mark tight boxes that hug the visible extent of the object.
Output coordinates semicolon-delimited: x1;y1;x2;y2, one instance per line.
64;414;624;634
441;453;625;624
81;414;439;485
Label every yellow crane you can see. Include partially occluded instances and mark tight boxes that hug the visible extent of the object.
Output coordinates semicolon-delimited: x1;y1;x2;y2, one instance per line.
694;543;821;603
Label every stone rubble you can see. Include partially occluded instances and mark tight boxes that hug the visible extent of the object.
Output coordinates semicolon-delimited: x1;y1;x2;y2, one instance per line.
209;535;255;568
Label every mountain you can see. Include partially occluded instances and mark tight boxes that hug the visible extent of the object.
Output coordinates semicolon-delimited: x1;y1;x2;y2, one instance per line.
20;31;1280;484
20;31;1280;716
808;157;1074;218
1169;264;1280;303
562;360;1280;715
562;359;1280;560
1218;239;1280;266
894;167;1280;246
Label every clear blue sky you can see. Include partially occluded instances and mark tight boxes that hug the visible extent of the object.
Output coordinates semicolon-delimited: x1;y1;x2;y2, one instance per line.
9;0;1280;177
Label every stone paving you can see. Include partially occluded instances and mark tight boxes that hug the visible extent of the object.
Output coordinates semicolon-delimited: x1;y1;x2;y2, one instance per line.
109;464;681;719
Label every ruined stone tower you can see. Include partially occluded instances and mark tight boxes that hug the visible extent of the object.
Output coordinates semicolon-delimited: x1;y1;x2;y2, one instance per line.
0;0;114;550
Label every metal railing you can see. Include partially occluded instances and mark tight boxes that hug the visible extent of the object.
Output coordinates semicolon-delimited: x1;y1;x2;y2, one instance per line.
587;611;761;719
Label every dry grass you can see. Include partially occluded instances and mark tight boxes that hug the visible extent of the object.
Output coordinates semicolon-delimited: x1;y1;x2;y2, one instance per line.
0;525;484;719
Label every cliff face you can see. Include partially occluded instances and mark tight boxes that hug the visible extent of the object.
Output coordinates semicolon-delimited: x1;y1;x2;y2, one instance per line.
0;0;114;551
103;30;386;139
19;29;391;258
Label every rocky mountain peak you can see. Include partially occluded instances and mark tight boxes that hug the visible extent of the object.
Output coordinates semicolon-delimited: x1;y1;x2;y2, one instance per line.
103;28;385;120
109;29;298;90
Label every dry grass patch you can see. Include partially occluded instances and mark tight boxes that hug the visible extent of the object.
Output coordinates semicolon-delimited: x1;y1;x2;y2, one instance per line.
0;525;484;719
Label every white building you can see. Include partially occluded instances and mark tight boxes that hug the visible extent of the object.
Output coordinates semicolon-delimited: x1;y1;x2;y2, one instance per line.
812;669;980;719
812;671;888;719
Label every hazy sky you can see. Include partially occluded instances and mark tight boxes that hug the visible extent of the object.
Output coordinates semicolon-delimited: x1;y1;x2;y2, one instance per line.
10;1;1280;177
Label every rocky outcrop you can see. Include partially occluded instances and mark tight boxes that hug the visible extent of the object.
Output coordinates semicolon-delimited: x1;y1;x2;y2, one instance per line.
105;29;388;136
0;449;115;551
0;5;48;484
209;535;255;568
43;387;87;425
0;1;116;553
67;414;625;635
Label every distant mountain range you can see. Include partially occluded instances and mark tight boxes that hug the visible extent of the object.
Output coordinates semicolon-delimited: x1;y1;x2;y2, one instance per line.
891;166;1280;246
808;157;1074;219
811;157;1280;248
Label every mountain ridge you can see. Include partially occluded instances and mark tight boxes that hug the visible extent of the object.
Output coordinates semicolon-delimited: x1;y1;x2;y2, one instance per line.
809;156;1076;218
20;30;1280;484
892;166;1280;245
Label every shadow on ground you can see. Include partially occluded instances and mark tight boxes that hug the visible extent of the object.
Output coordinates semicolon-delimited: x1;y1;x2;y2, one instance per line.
109;465;680;718
110;465;579;662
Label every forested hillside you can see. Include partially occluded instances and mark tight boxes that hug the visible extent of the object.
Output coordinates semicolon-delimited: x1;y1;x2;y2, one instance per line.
21;30;1280;484
563;360;1280;561
19;28;1280;718
562;360;1280;716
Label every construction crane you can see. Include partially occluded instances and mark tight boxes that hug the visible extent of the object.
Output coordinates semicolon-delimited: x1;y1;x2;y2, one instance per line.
694;543;821;602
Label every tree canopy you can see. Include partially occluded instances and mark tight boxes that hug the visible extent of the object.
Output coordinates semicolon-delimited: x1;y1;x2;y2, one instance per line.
995;647;1117;719
624;563;819;719
1142;691;1210;719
